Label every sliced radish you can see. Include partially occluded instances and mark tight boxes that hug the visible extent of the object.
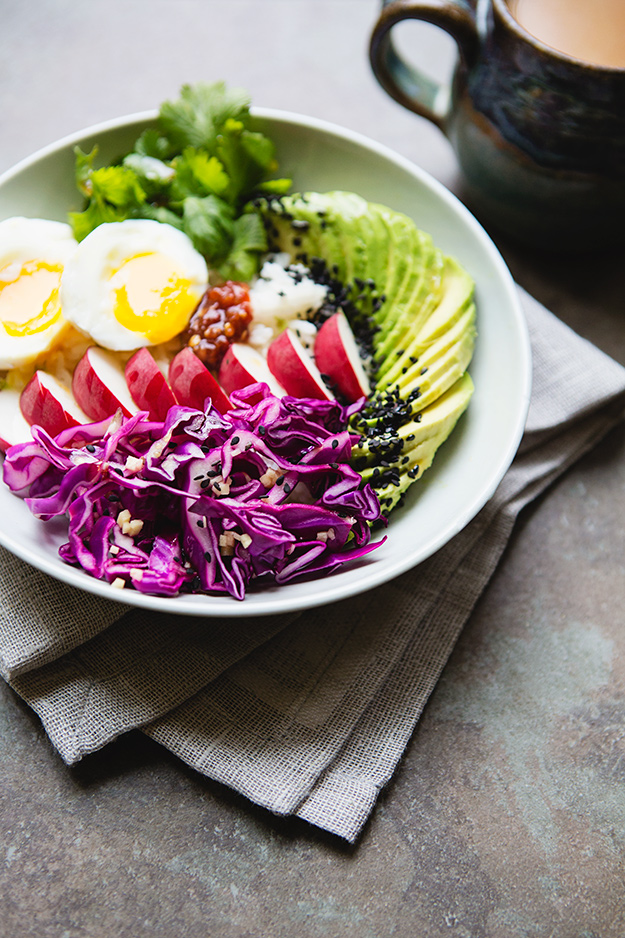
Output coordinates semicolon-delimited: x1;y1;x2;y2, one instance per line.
169;347;232;414
72;346;138;422
20;371;89;437
266;328;335;401
314;310;370;403
219;342;286;400
125;347;177;421
0;388;34;451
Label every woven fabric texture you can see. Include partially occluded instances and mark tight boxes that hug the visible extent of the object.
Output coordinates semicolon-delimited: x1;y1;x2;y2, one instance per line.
2;290;625;841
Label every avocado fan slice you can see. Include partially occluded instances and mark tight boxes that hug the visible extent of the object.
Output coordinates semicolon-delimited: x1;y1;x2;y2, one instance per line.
253;191;476;516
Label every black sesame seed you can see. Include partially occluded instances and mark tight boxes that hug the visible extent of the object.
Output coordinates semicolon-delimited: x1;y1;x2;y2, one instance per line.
331;439;339;449
86;444;96;453
231;436;240;445
204;551;212;562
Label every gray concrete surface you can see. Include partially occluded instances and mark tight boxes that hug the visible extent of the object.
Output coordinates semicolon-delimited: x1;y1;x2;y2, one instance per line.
1;2;625;936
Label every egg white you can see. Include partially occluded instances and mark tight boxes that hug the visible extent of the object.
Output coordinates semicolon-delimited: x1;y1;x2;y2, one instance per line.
60;219;209;351
0;216;78;369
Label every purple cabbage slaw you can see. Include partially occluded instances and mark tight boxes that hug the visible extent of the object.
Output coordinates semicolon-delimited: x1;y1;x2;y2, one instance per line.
2;383;384;600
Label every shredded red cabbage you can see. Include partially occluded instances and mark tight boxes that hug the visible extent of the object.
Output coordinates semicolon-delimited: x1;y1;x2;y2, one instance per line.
2;383;384;600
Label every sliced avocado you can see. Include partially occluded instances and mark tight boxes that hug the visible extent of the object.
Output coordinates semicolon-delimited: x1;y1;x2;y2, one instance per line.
353;364;474;467
411;256;474;346
258;193;444;335
359;373;474;514
373;231;445;368
379;261;474;387
387;303;476;399
253;190;476;514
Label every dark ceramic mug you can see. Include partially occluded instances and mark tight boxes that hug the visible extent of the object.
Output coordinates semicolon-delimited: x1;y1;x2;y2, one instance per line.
370;0;625;250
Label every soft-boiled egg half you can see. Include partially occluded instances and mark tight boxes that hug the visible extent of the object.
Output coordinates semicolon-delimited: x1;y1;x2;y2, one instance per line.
0;216;78;369
61;219;208;350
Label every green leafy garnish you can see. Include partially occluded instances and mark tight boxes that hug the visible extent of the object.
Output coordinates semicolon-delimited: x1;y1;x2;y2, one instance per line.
68;81;291;279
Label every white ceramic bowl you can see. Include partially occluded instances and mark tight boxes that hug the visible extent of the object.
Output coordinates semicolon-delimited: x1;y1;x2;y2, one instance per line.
0;109;532;616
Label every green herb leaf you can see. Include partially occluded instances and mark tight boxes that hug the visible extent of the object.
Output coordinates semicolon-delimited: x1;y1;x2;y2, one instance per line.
216;120;277;204
218;212;268;282
134;128;174;160
256;177;293;196
123;152;174;185
135;204;185;230
74;146;98;198
90;165;146;208
68;82;292;275
68;200;129;242
159;81;251;151
182;194;235;259
170;147;230;200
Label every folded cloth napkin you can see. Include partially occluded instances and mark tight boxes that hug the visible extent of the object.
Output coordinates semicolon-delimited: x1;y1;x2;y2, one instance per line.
2;289;625;842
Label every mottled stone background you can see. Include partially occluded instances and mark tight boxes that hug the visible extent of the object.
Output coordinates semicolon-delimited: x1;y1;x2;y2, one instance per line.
1;2;625;936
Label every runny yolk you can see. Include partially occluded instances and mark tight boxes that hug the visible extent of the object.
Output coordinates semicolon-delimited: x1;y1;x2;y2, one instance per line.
0;259;63;336
112;252;198;344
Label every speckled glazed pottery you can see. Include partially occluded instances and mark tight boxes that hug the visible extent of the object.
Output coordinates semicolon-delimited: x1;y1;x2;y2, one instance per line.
370;0;625;250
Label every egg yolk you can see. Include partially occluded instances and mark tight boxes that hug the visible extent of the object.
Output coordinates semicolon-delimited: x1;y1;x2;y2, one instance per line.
112;252;199;344
0;259;63;336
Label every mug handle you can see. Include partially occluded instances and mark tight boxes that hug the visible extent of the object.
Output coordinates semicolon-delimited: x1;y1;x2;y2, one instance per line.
369;0;479;131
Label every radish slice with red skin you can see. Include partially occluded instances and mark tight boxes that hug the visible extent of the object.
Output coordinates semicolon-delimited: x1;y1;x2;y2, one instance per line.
169;347;232;414
125;347;177;421
314;310;370;403
219;342;286;401
73;346;138;422
20;371;89;437
266;329;335;401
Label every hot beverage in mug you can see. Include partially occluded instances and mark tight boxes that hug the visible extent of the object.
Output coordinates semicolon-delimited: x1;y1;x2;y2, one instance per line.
507;0;625;70
370;0;625;249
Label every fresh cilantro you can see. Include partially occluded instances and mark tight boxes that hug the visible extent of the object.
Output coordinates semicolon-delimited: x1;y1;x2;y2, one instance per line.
158;82;251;151
218;213;268;283
170;148;230;201
134;128;174;160
216;119;277;203
69;147;146;238
68;81;292;280
68;200;129;242
182;195;235;260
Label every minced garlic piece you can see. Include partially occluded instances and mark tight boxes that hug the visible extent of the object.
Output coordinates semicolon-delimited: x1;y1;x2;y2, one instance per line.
122;519;144;537
125;455;144;473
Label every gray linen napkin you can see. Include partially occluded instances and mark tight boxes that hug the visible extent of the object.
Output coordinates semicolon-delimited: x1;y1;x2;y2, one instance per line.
2;289;625;842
